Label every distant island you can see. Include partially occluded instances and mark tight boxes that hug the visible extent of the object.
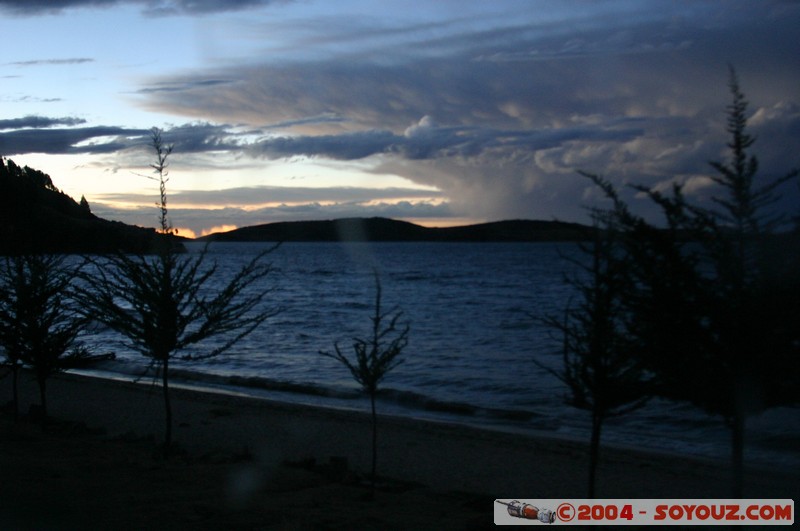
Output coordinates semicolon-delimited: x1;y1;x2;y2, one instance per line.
199;217;592;243
1;157;591;253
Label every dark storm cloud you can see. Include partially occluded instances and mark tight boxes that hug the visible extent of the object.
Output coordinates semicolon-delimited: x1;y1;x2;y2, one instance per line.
137;4;756;129
7;0;797;226
0;126;149;155
247;118;645;162
158;122;246;153
0;115;87;130
129;0;795;224
0;121;245;156
264;113;346;130
0;0;119;12
137;1;800;132
0;113;645;167
249;130;399;161
0;0;287;15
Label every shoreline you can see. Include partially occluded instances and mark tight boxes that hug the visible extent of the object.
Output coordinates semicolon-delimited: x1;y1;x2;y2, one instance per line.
74;367;799;473
5;370;799;499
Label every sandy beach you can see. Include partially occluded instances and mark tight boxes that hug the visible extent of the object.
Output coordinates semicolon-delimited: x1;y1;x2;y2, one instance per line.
1;371;797;529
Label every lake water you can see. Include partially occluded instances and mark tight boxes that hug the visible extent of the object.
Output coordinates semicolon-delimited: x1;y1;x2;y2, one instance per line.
78;241;799;469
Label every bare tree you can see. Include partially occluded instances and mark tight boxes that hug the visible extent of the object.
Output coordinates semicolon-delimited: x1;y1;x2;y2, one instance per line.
145;127;174;235
320;271;409;498
536;187;650;497
0;254;89;419
78;128;281;448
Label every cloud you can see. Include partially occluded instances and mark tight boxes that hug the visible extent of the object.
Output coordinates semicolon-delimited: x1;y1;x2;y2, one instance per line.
2;115;643;165
138;6;767;130
0;121;243;156
4;95;63;103
745;101;800;176
198;225;237;237
134;78;237;95
0;0;118;13
0;126;149;155
152;122;246;154
8;58;94;66
0;115;87;130
242;116;644;162
5;1;798;227
145;0;288;16
128;1;799;224
0;0;288;16
263;113;346;130
90;193;451;235
137;2;800;128
94;185;443;207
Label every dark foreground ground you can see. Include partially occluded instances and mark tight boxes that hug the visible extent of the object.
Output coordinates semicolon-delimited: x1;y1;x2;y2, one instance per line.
0;412;488;530
2;372;797;529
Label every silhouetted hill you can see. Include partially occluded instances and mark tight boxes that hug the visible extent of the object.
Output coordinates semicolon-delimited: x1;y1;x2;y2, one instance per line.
199;217;592;243
430;219;591;242
0;158;178;255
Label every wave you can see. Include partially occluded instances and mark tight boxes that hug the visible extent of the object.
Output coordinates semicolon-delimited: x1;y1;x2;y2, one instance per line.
392;273;428;282
168;368;361;400
309;269;337;277
174;369;542;424
75;361;542;427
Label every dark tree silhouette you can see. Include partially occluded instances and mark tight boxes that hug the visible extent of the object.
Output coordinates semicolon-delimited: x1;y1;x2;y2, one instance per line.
0;254;89;419
1;157;166;255
320;271;409;498
582;68;800;497
664;68;799;497
79;195;91;215
536;184;650;498
143;128;174;235
77;128;281;448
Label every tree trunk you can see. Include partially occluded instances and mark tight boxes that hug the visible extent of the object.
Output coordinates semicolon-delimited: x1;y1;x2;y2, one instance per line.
731;412;745;498
162;358;172;449
588;412;603;498
38;374;47;421
11;364;19;420
370;391;377;499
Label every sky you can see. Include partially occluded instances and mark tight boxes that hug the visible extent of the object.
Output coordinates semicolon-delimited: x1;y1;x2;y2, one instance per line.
1;0;799;237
